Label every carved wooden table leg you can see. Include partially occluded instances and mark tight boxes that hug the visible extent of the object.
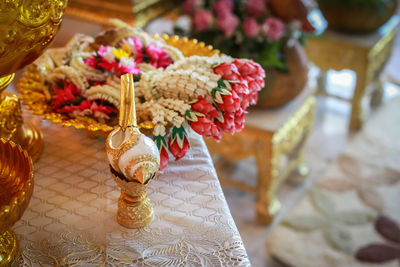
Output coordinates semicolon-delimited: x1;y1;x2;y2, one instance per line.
255;137;280;224
350;63;368;132
370;80;384;108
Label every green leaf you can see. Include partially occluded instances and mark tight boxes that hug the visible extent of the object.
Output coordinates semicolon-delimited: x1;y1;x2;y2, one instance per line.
283;215;327;231
259;42;287;70
309;188;336;215
324;225;354;255
211;87;231;104
185;110;204;122
335;210;377;226
217;80;232;90
171;126;187;149
154;135;167;150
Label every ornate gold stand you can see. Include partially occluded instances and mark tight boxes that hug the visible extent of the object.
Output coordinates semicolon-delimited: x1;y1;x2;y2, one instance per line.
205;94;316;224
305;16;399;131
0;76;43;162
112;171;154;228
0;230;18;267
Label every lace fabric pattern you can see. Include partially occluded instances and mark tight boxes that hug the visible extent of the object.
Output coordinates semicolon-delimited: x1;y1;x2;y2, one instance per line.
12;118;250;266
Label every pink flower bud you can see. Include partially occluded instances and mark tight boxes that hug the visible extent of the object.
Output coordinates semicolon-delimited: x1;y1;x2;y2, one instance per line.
217;12;239;37
246;0;266;18
193;9;213;31
263;17;285;41
243;17;259;38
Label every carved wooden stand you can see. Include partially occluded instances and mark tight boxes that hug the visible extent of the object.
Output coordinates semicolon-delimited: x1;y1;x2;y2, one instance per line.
306;16;399;131
205;86;316;224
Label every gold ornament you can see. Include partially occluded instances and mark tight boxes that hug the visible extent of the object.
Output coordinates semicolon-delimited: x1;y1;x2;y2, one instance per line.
0;0;68;161
106;74;160;228
0;139;34;266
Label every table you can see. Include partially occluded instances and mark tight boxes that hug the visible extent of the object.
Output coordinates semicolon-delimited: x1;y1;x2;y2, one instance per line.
205;83;316;224
11;112;250;266
305;16;399;131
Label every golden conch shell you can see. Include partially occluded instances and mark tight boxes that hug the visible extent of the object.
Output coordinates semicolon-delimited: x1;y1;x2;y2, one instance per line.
105;74;159;229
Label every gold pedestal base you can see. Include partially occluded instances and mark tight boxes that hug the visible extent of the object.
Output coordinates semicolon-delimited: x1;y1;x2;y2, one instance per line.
0;230;18;267
117;191;154;229
111;171;153;229
1;74;43;162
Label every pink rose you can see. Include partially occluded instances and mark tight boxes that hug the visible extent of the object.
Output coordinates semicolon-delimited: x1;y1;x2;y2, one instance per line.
213;0;233;17
193;9;213;31
217;12;239;37
246;0;266;18
243;17;259;38
263;17;284;41
182;0;203;15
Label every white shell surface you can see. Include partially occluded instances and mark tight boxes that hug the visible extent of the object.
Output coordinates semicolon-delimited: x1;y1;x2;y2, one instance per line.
106;128;160;180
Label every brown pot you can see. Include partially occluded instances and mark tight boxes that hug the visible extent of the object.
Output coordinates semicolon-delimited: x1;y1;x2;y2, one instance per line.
255;40;309;109
319;0;397;33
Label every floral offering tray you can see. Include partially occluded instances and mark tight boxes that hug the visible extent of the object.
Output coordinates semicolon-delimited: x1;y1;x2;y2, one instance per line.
18;22;266;170
18;33;218;137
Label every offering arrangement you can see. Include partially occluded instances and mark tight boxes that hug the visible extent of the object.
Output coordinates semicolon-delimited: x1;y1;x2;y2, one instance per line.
18;23;266;171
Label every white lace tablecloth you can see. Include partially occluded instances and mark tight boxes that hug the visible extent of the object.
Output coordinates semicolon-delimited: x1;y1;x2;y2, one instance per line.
12;118;250;266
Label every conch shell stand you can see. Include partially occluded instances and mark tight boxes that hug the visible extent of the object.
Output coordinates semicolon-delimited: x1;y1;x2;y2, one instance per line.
106;74;160;228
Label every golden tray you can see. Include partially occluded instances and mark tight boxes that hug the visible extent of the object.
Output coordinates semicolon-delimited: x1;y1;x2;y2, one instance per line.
0;139;34;266
17;35;219;138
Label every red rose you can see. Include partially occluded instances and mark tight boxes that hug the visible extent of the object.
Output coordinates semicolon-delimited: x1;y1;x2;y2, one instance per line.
169;135;190;160
191;96;219;119
234;108;245;131
231;82;250;96
249;90;259;105
215;112;235;134
218;90;240;113
189;116;221;141
214;63;241;81
233;59;257;76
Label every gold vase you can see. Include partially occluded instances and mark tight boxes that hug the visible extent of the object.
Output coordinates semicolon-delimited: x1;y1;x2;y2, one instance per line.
0;139;34;266
0;0;68;161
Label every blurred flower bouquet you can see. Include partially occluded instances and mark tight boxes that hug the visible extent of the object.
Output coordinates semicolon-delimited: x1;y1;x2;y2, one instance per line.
176;0;315;72
24;24;265;171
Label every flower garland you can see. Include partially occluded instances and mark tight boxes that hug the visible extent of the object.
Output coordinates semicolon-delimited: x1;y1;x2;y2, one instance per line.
35;25;265;171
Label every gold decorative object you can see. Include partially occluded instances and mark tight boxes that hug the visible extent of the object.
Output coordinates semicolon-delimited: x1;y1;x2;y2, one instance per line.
17;35;219;138
65;0;175;28
0;0;68;161
205;92;316;224
305;16;399;131
106;74;160;228
0;139;34;266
